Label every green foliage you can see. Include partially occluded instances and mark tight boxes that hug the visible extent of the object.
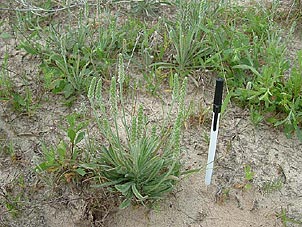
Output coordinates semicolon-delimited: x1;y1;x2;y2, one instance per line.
234;50;302;139
11;87;37;114
0;53;14;100
154;0;213;74
114;0;171;17
261;179;283;194
1;188;22;218
35;114;88;182
0;175;28;218
277;209;302;226
17;9;125;102
243;165;255;190
87;55;188;208
165;3;302;139
1;53;36;114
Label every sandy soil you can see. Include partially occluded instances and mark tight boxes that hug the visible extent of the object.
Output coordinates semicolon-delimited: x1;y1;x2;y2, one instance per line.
1;1;302;227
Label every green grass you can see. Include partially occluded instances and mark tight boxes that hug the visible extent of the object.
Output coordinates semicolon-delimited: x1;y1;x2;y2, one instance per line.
277;208;302;227
0;52;13;100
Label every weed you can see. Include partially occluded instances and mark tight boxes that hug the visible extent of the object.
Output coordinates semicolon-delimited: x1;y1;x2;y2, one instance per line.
215;187;230;204
243;165;255;190
0;52;14;100
17;7;125;103
0;174;28;218
11;87;36;114
153;0;213;74
250;106;264;126
114;0;171;17
185;100;210;128
35;113;88;183
87;54;188;208
277;208;302;226
142;72;162;96
1;191;22;218
234;50;302;140
261;178;283;194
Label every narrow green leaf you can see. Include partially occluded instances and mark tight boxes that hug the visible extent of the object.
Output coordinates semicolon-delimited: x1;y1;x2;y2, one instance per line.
232;64;261;77
75;131;85;144
115;182;133;195
131;184;147;201
79;163;99;170
296;127;302;142
221;91;233;115
35;162;49;172
57;142;67;160
63;83;75;99
91;178;125;188
88;77;97;101
76;168;86;176
119;198;132;209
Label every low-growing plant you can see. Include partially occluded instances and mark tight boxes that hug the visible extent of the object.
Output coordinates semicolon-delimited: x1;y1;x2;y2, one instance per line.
0;174;28;218
0;187;22;218
0;52;14;100
277;208;302;227
86;54;189;208
2;140;18;163
234;50;302;139
11;87;36;114
153;0;214;74
261;178;283;194
243;164;255;190
114;0;171;17
35;113;88;183
185;100;210;128
17;6;126;103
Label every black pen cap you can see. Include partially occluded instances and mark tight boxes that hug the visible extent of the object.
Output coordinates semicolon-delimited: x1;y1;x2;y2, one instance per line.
213;78;224;112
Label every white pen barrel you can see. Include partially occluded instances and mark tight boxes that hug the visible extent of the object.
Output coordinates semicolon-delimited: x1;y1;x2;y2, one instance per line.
205;112;220;185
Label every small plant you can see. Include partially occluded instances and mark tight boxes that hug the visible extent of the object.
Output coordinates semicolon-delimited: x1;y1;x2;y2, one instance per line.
243;165;255;190
0;187;22;218
11;87;36;114
35;114;88;183
154;0;213;74
250;106;264;126
87;54;188;208
115;0;170;17
277;208;302;227
0;175;28;218
261;178;283;194
0;52;14;100
185;100;210;128
2;140;20;164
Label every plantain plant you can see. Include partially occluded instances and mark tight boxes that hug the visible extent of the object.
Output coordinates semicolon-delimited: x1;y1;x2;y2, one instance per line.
87;54;189;208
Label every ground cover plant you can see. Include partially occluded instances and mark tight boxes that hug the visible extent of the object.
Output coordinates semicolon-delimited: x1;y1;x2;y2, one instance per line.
86;56;189;208
0;0;302;226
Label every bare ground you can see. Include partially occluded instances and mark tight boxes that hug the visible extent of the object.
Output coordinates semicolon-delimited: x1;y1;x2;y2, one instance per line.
1;2;302;227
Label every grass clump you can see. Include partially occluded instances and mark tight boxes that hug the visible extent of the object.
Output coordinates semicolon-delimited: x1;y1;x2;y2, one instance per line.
87;54;188;208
